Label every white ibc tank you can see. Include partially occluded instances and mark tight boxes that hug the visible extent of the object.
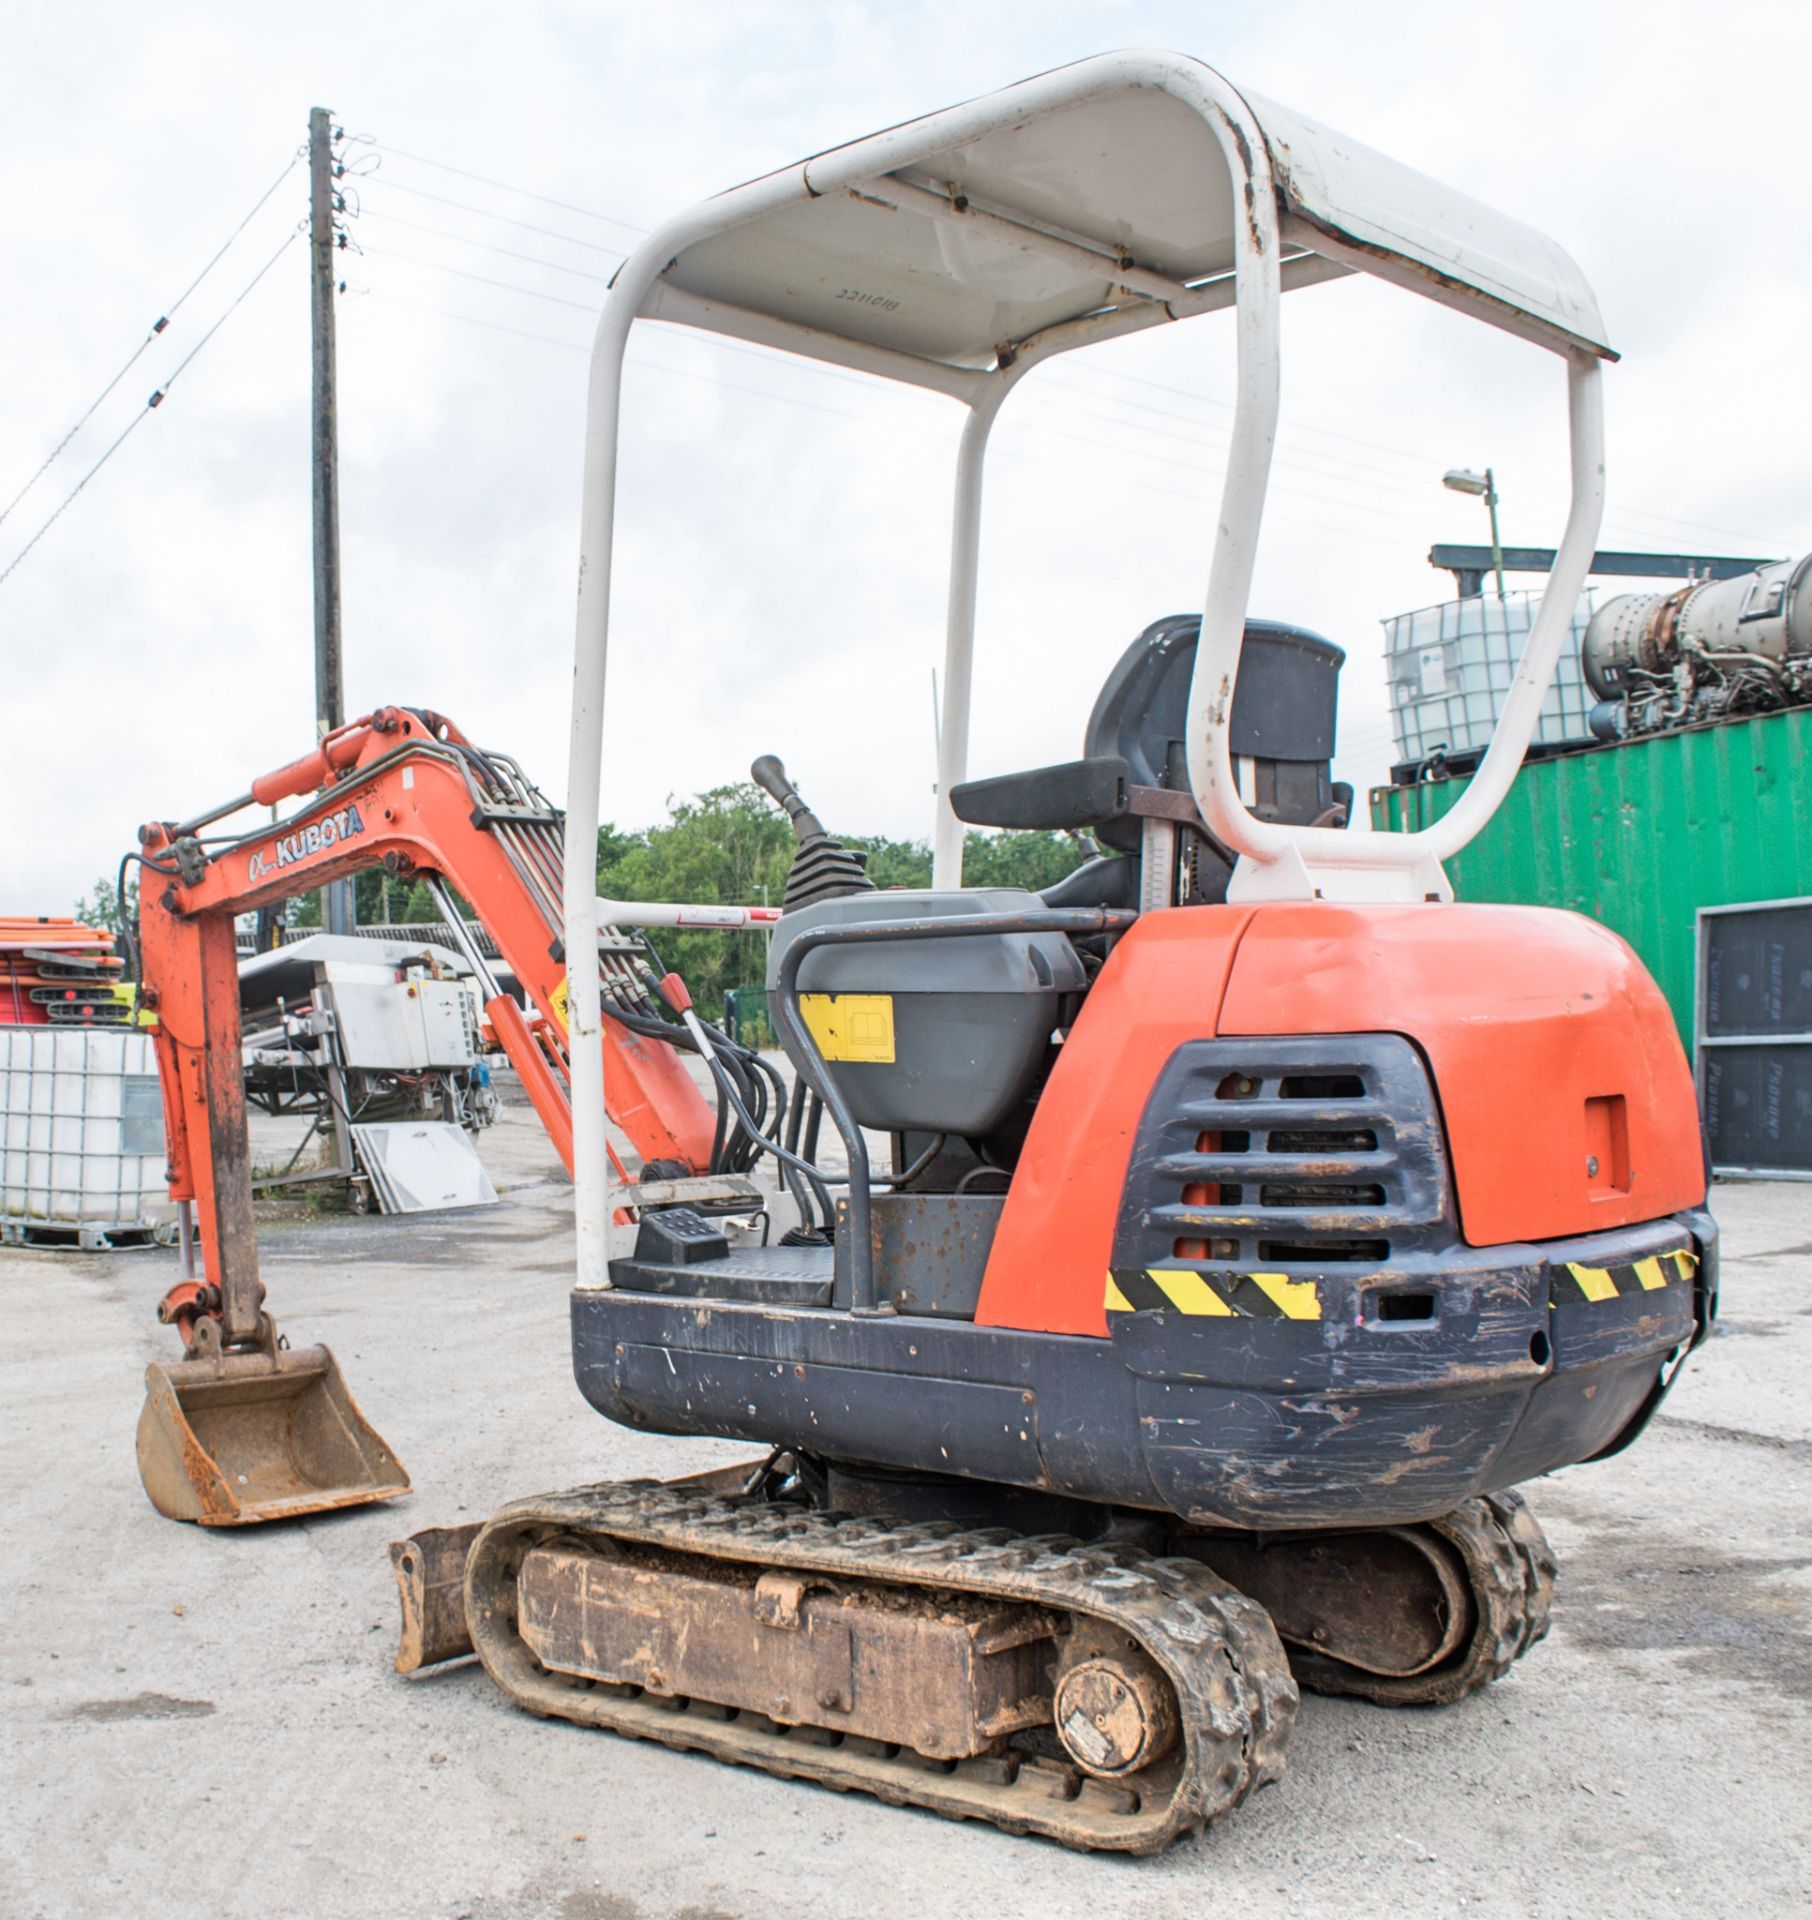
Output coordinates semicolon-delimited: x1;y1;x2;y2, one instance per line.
1383;589;1594;767
0;1026;171;1240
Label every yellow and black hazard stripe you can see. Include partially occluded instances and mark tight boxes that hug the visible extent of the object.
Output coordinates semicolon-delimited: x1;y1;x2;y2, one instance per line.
1552;1246;1697;1308
1105;1267;1322;1321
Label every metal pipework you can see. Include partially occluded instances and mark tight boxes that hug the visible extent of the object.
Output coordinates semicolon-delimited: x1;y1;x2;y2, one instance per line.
421;875;506;1004
1582;552;1812;697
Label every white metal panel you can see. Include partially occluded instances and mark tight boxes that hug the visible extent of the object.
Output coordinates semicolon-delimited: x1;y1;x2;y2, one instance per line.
416;981;477;1067
327;978;478;1069
327;982;431;1069
350;1121;498;1214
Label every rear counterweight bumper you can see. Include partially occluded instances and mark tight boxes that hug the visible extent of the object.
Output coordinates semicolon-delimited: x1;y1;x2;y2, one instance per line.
570;1210;1716;1531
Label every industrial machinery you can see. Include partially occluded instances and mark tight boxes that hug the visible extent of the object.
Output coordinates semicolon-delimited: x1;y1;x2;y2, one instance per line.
136;53;1716;1851
240;933;498;1215
1584;550;1812;737
131;705;786;1524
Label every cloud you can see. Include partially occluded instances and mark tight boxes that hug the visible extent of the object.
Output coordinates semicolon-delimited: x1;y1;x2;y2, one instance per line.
3;0;1807;910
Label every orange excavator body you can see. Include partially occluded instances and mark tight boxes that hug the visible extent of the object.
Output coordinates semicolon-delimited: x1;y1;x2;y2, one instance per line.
976;903;1704;1337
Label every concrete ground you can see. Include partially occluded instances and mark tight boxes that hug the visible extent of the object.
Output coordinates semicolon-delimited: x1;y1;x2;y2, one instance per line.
3;1091;1808;1920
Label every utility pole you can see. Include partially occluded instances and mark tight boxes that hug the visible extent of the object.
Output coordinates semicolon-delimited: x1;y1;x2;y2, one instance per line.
309;106;353;935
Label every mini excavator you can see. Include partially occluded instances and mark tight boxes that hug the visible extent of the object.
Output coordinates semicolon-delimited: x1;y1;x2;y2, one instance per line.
133;53;1716;1852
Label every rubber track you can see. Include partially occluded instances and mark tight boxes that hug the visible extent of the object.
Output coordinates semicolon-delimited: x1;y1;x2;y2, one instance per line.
1290;1490;1557;1707
463;1479;1299;1853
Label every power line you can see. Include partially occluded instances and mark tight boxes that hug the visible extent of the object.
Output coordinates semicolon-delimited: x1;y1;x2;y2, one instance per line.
361;285;1413;552
1043;358;1796;553
369;290;588;355
361;224;1781;565
0;153;301;529
0;231;298;589
363;133;1793;555
373;142;648;241
1023;375;1780;555
361;242;604;314
358;174;630;258
359;207;616;283
359;246;1440;528
1025;384;1450;510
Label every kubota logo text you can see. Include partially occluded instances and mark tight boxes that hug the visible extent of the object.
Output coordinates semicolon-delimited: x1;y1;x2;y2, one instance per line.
248;804;367;882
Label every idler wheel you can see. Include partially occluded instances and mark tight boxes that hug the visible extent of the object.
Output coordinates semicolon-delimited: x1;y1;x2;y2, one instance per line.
1053;1635;1179;1778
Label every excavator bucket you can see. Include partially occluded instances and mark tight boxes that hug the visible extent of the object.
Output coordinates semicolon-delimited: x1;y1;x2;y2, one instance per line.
136;1341;409;1526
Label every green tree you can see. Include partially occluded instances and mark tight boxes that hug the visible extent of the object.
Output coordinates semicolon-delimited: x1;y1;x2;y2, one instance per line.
597;785;793;1016
848;834;933;890
842;830;1090;895
960;828;1092;892
74;875;139;936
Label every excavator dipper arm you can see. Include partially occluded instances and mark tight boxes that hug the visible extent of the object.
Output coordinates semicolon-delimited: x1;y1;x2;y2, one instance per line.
131;705;723;1526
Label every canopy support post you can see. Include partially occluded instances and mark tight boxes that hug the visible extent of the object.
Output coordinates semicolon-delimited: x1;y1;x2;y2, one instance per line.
933;377;1013;888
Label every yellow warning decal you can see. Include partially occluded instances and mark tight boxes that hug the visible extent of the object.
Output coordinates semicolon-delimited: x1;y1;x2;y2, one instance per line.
550;977;570;1031
1245;1271;1323;1321
799;992;895;1064
1556;1248;1697;1307
1150;1269;1235;1316
1105;1268;1322;1320
1567;1262;1620;1304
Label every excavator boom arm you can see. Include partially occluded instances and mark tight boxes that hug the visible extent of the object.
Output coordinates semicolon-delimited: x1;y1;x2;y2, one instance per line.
138;706;718;1336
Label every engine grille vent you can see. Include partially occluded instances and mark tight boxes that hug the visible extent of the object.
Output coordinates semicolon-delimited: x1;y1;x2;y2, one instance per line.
1112;1034;1451;1278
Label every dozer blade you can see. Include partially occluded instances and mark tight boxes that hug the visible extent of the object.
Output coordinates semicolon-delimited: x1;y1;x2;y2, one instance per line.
136;1341;409;1526
390;1523;483;1672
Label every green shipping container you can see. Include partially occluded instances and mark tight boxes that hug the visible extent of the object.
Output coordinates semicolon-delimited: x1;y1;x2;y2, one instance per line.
1370;706;1812;1054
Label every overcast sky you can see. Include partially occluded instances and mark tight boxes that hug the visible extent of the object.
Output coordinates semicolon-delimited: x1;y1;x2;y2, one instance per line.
3;1;1808;913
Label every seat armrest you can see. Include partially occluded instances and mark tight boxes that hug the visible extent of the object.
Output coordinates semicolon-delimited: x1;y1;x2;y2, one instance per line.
949;757;1131;830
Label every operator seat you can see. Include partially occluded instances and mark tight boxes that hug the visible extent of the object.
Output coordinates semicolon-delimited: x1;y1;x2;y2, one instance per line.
949;615;1351;909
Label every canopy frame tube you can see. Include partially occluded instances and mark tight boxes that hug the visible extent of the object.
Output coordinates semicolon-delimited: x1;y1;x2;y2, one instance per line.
562;51;1608;1285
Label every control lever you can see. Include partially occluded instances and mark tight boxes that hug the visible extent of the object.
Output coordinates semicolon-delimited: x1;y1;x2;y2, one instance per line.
750;755;875;909
750;755;828;846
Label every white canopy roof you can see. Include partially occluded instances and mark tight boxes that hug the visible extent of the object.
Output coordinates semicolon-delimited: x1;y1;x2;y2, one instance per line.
646;52;1612;385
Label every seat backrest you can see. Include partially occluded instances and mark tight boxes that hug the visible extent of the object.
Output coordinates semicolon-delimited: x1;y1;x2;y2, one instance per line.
1083;615;1343;851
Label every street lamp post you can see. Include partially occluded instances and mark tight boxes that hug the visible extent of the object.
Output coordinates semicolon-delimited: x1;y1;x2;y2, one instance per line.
1443;466;1507;601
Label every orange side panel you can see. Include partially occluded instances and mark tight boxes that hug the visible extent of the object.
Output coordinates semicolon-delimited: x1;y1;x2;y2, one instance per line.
974;908;1254;1337
1217;902;1705;1247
